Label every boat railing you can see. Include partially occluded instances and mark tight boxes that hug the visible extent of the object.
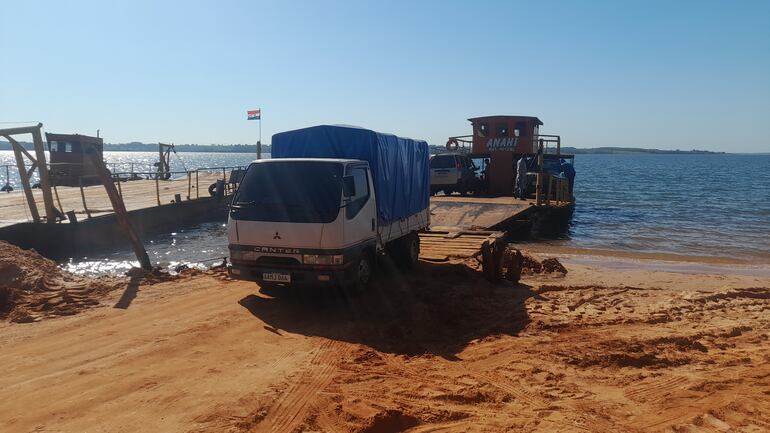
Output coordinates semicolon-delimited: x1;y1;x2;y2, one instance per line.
445;135;473;153
536;134;562;156
544;174;572;206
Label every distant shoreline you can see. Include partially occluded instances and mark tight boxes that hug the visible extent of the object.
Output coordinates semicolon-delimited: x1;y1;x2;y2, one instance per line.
559;146;726;155
0;142;750;155
0;142;265;153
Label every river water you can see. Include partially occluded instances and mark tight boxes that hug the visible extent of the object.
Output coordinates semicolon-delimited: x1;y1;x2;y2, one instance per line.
2;151;768;273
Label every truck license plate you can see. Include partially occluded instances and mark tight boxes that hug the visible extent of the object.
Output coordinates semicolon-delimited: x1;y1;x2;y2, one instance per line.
263;272;291;283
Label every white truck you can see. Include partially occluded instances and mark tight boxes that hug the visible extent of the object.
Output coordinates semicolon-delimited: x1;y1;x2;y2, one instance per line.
227;125;431;291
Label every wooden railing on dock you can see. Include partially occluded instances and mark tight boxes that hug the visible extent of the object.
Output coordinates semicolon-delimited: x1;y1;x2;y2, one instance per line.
75;166;245;219
0;164;246;227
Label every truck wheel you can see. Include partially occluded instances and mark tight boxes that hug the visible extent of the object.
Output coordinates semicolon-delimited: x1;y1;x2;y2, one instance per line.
443;188;453;196
393;232;419;270
459;182;468;197
403;233;420;269
347;253;373;293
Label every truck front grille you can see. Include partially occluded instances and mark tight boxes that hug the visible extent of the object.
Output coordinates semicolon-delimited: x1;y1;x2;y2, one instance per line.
255;256;301;266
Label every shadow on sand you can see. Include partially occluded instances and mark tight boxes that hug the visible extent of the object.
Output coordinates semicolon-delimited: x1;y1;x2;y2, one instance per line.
238;259;535;358
113;274;142;309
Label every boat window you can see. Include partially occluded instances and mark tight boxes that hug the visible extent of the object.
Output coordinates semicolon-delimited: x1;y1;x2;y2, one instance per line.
231;161;343;223
477;123;489;138
497;124;509;137
515;122;527;137
345;166;370;219
472;157;486;169
50;141;75;153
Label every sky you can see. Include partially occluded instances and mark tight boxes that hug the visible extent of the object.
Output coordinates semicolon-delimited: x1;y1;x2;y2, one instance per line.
1;0;769;152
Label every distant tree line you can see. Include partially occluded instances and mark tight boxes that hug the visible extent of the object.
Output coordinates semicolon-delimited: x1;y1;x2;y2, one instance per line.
0;141;271;153
102;142;269;153
428;144;725;155
0;141;727;155
559;147;725;155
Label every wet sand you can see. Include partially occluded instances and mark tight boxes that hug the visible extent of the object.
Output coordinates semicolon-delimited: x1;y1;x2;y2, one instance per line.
1;249;769;432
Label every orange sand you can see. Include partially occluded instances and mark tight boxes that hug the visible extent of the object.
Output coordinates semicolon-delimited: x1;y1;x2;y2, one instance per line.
0;246;768;432
0;241;122;323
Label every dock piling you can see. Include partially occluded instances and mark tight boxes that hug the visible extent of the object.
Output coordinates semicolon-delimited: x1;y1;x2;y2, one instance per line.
155;176;160;206
84;145;152;270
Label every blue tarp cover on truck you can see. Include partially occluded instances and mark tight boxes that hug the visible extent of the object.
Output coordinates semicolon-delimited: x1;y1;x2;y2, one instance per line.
271;125;430;226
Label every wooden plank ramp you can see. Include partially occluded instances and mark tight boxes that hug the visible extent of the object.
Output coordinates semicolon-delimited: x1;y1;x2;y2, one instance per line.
419;230;505;261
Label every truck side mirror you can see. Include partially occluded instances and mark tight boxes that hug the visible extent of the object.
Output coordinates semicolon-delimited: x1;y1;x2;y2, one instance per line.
343;175;356;197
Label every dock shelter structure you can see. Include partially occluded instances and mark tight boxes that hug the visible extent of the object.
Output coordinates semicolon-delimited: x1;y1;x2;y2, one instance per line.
46;132;104;187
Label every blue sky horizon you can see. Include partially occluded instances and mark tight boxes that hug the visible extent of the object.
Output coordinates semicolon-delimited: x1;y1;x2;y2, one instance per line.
2;1;769;152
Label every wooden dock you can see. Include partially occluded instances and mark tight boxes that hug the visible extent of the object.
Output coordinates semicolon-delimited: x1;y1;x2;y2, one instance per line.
0;174;221;228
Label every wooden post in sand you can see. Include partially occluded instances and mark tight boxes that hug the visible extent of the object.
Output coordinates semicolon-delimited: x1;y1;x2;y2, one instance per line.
481;239;505;283
84;144;152;270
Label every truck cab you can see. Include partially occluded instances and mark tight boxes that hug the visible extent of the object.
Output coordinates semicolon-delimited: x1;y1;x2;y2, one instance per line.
229;158;380;290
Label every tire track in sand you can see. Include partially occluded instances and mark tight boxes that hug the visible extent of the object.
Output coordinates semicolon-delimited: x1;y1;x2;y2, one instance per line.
471;371;620;432
190;343;308;432
256;339;348;433
624;375;690;403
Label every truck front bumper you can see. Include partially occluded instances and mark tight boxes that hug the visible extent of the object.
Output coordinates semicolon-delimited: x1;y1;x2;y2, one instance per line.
229;262;354;287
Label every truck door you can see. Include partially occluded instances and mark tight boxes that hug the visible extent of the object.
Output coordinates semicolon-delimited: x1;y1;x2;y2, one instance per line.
343;164;377;247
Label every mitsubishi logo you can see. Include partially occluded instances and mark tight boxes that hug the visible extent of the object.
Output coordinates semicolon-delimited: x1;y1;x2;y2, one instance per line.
273;232;281;240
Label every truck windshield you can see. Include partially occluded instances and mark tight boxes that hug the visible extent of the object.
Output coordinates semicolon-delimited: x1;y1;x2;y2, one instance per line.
231;161;343;223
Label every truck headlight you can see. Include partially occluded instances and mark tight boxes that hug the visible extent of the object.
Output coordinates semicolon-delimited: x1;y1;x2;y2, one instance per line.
231;250;257;261
302;254;344;265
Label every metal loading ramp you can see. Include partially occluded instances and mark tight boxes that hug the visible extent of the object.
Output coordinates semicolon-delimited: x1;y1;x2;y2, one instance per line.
429;196;536;232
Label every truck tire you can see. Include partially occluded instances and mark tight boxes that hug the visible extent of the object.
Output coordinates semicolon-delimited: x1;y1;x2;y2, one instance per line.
404;232;420;269
392;232;419;270
443;188;453;196
347;253;373;293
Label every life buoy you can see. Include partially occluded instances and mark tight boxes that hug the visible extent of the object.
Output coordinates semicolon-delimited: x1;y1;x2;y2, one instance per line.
208;183;217;197
446;138;460;151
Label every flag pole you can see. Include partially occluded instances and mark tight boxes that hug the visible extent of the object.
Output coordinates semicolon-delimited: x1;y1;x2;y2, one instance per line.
258;113;262;160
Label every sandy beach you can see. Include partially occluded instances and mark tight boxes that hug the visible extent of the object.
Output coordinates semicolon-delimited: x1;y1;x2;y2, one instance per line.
1;243;769;433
